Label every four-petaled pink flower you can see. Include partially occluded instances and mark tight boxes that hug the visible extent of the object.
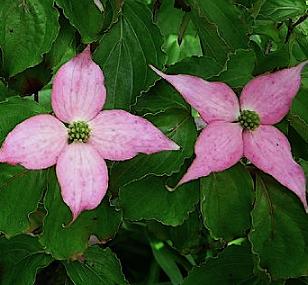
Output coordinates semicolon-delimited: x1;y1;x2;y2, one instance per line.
150;62;308;210
0;47;179;220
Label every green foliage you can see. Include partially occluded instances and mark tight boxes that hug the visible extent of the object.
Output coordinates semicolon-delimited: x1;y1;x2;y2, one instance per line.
201;164;253;241
0;0;59;76
65;246;127;285
0;0;308;283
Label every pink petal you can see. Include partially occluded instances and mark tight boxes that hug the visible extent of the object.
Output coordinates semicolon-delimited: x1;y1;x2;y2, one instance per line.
240;61;308;125
0;115;67;169
178;122;243;185
56;143;108;220
150;65;240;123
88;110;179;161
243;125;307;210
51;46;106;123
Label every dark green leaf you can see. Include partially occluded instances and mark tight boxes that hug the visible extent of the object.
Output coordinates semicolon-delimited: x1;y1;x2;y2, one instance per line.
119;175;199;226
249;174;308;279
40;170;122;259
55;0;106;43
0;0;59;76
187;0;250;65
289;88;308;143
183;244;255;284
201;164;253;241
0;235;53;285
0;165;46;236
93;0;165;110
0;96;47;143
45;18;77;73
258;0;307;21
150;239;183;285
148;211;202;255
214;49;256;88
65;246;127;285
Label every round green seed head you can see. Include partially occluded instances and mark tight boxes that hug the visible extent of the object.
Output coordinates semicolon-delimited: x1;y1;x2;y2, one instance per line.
238;110;260;131
67;121;91;143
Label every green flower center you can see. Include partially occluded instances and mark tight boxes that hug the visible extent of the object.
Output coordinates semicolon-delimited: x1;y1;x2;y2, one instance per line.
238;110;260;131
68;121;91;143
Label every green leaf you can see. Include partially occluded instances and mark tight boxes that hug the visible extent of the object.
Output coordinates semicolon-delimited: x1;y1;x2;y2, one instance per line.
93;0;165;110
110;109;197;188
150;239;183;285
0;235;53;285
156;1;202;64
249;174;308;279
119;175;199;226
258;0;307;21
289;88;308;143
134;80;190;114
55;0;106;43
183;244;255;284
0;80;17;102
148;211;202;255
45;18;77;73
167;55;222;79
0;165;46;237
0;0;59;76
0;96;47;144
187;0;250;65
214;49;256;88
40;170;122;259
65;246;127;285
201;164;253;241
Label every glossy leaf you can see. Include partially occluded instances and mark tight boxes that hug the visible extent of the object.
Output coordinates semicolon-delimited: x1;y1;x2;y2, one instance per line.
0;235;53;285
65;246;127;285
93;0;165;110
0;96;47;144
0;165;46;236
55;0;106;43
0;0;59;76
250;174;308;279
201;164;253;241
119;175;199;226
187;0;250;65
40;170;122;259
183;244;255;284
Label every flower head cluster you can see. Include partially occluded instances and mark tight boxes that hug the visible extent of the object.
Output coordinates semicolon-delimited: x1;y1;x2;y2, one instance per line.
151;62;308;210
0;47;179;220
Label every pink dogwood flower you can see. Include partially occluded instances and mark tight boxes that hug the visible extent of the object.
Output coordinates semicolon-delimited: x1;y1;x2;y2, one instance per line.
150;62;308;210
0;47;179;220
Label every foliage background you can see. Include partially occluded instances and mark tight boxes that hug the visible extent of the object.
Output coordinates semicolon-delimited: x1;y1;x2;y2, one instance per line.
0;0;308;284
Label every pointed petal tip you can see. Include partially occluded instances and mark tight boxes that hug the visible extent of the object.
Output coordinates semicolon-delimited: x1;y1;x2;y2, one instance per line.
165;184;177;192
149;64;166;78
83;45;91;54
170;141;180;151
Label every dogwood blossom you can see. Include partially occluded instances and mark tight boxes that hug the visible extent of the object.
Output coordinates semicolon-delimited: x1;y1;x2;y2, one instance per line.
0;47;179;220
150;62;308;210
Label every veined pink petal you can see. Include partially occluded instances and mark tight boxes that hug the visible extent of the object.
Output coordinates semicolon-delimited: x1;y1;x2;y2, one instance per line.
88;110;179;161
150;65;240;123
56;143;108;220
240;61;308;125
0;115;67;169
243;125;307;210
178;122;243;185
52;46;106;123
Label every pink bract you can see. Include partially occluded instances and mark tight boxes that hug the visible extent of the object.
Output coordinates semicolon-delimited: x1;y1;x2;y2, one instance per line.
150;62;308;210
0;46;179;221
